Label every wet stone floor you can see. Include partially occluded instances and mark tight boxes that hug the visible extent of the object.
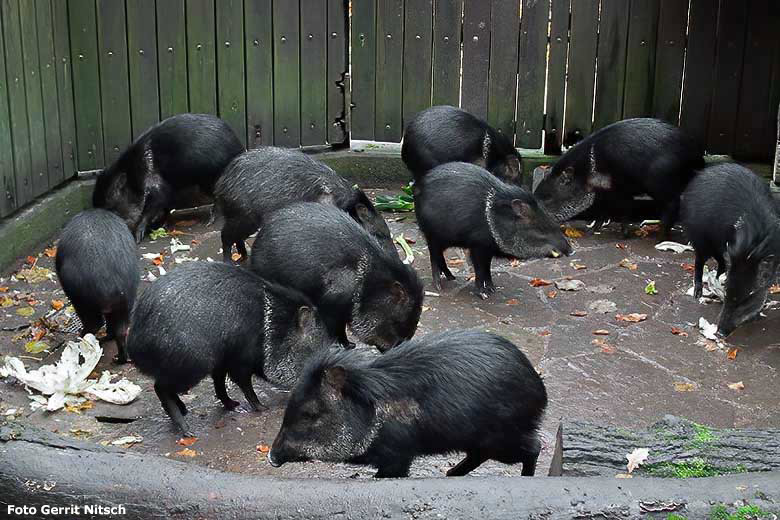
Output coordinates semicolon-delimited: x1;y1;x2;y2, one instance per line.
1;186;779;479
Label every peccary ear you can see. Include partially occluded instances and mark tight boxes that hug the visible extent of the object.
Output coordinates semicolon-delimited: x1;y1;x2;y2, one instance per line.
511;199;534;223
390;281;409;305
586;170;612;191
297;306;314;330
324;366;347;392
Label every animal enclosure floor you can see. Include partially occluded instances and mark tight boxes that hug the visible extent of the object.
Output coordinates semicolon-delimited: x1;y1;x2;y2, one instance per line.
2;187;779;480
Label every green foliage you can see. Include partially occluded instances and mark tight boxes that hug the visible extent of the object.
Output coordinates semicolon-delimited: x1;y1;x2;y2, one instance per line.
644;458;747;478
149;228;168;240
375;183;415;212
667;514;688;520
710;504;773;520
645;280;658;295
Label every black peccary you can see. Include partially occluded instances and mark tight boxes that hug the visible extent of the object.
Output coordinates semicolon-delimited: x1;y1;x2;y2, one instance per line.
93;113;244;242
681;163;780;336
401;105;522;183
415;162;572;298
126;261;334;435
55;209;139;363
534;118;705;237
250;203;423;351
268;329;548;478
214;147;395;262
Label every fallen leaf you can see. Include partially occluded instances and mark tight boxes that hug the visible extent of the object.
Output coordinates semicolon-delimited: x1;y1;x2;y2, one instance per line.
402;236;416;244
698;317;718;341
421;305;431;312
616;313;648;323
173;219;197;227
530;278;552;287
152;255;164;266
176;437;198;447
674;382;696;392
0;296;14;307
0;286;8;292
257;444;271;454
626;448;649;473
555;279;585;291
16;267;52;284
190;239;201;247
51;300;65;311
726;347;739;360
447;258;464;266
467;274;475;281
506;298;520;305
231;252;242;262
564;227;584;238
547;290;557;299
681;263;695;273
655;241;694;253
571;262;587;270
43;247;57;257
634;228;649;237
539;330;551;336
175;448;198;457
111;435;143;446
770;284;780;294
615;243;627;249
26;255;37;265
619;258;638;270
592;338;616;354
645;281;658;295
727;381;745;391
16;307;35;317
593;330;610;335
24;340;48;353
65;400;94;413
670;327;688;337
509;259;522;268
570;310;588;317
30;327;46;341
615;473;633;479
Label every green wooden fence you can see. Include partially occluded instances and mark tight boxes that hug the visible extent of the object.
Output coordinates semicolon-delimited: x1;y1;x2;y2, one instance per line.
2;0;780;221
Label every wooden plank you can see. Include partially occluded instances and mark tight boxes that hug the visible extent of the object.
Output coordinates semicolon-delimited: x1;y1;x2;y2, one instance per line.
622;0;660;118
327;0;348;145
488;0;519;140
461;0;491;119
350;0;376;139
734;0;775;160
651;0;688;124
96;0;131;165
186;0;217;115
2;0;33;205
544;0;570;153
245;0;273;147
516;0;548;148
374;0;404;142
707;0;748;154
35;0;64;187
593;0;629;130
19;0;48;197
157;0;188;119
300;0;328;146
401;0;433;131
564;0;598;138
0;1;17;215
431;0;462;107
216;0;247;147
679;0;717;148
51;0;78;178
126;0;160;138
68;0;104;170
273;0;301;146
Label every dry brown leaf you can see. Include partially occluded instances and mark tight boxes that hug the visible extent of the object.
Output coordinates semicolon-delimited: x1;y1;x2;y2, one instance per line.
151;254;164;266
402;236;416;244
257;444;271;454
65;401;94;413
51;300;65;311
770;284;780;294
506;298;520;305
190;239;201;247
1;296;15;308
529;278;552;287
570;310;588;317
26;255;37;265
571;262;587;270
538;330;551;337
467;274;476;282
564;227;584;238
175;448;198;457
593;330;610;335
616;313;648;323
592;338;616;354
641;224;660;234
619;258;638;270
680;263;695;273
174;219;198;227
547;290;557;299
670;327;688;337
726;347;739;360
43;247;57;257
615;243;627;250
727;381;745;391
0;286;8;293
509;259;522;268
176;437;198;446
30;327;46;341
447;258;464;266
231;252;242;262
674;382;696;392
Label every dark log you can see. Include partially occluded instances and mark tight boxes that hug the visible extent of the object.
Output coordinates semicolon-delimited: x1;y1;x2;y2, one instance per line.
2;421;780;519
554;415;780;477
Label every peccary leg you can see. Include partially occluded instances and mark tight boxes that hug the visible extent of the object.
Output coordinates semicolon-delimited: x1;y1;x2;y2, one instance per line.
694;252;706;299
105;311;130;364
374;458;413;478
213;366;240;410
660;199;680;241
520;449;540;476
155;383;192;436
235;372;263;411
470;250;495;299
427;241;455;291
447;452;488;477
73;301;104;337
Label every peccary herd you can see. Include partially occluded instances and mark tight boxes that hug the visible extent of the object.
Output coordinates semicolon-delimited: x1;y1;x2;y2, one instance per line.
49;105;776;478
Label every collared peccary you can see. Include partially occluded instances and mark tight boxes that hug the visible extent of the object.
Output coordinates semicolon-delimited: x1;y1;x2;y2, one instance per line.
55;209;139;363
401;105;522;183
534;118;705;237
250;203;423;351
268;330;548;478
126;261;334;435
415;162;572;298
214;147;395;263
93;113;244;242
681;163;780;336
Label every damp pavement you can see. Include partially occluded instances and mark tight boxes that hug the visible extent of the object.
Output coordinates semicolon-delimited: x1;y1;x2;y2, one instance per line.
1;186;779;480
